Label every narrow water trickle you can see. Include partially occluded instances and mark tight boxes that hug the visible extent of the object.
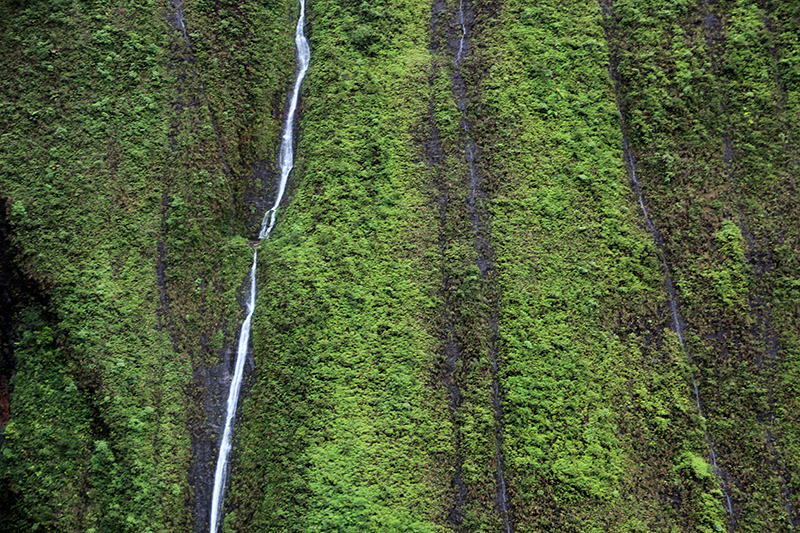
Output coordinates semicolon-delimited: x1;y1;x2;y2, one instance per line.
451;1;512;530
598;7;736;519
170;0;232;177
208;3;309;532
455;0;466;65
429;2;468;524
172;0;191;47
617;106;736;524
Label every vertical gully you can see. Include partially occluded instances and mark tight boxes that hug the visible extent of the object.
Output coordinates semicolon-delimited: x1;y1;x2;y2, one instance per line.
171;0;233;176
597;1;736;525
429;0;468;524
208;2;309;532
704;2;796;525
451;1;512;530
760;1;799;523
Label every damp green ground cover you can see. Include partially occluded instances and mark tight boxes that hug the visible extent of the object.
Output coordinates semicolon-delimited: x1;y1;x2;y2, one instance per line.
711;0;800;526
767;0;800;524
222;0;455;531
477;0;728;530
608;0;800;528
2;0;800;531
0;1;194;529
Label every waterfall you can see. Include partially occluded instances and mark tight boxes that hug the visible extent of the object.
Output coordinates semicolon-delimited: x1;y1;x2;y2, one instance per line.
616;111;735;522
455;0;466;65
208;2;310;531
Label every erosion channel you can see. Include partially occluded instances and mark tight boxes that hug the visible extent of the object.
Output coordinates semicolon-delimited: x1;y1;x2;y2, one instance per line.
430;0;512;529
2;0;800;531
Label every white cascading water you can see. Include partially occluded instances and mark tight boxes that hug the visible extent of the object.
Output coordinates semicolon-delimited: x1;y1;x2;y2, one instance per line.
259;0;310;240
209;2;310;532
456;0;466;65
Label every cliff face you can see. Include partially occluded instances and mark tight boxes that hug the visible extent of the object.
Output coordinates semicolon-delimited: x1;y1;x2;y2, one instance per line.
1;0;798;532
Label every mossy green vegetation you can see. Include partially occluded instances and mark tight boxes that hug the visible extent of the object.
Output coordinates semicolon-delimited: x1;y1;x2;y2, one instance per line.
0;1;195;528
223;0;455;531
0;0;294;530
475;0;728;529
1;0;798;530
426;0;513;529
768;0;800;526
607;0;800;529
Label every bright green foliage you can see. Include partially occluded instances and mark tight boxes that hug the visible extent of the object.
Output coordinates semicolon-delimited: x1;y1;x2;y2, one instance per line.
223;0;454;531
0;0;294;530
609;0;800;529
1;319;93;531
425;0;516;528
1;0;799;531
0;1;194;529
477;0;728;530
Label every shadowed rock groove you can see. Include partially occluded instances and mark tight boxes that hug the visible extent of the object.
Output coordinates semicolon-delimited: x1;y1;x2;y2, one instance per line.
429;0;468;525
703;1;795;525
449;0;512;529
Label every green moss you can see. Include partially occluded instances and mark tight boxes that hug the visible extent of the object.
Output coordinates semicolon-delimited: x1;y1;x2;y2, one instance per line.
474;0;731;529
1;0;798;530
609;0;800;528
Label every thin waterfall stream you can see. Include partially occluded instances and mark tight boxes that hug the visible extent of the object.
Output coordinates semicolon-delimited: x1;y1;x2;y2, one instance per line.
455;0;466;65
617;116;735;521
429;1;468;524
208;2;309;532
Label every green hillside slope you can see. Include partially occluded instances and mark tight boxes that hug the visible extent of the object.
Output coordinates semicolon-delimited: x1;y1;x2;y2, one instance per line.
480;0;727;530
605;0;800;528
